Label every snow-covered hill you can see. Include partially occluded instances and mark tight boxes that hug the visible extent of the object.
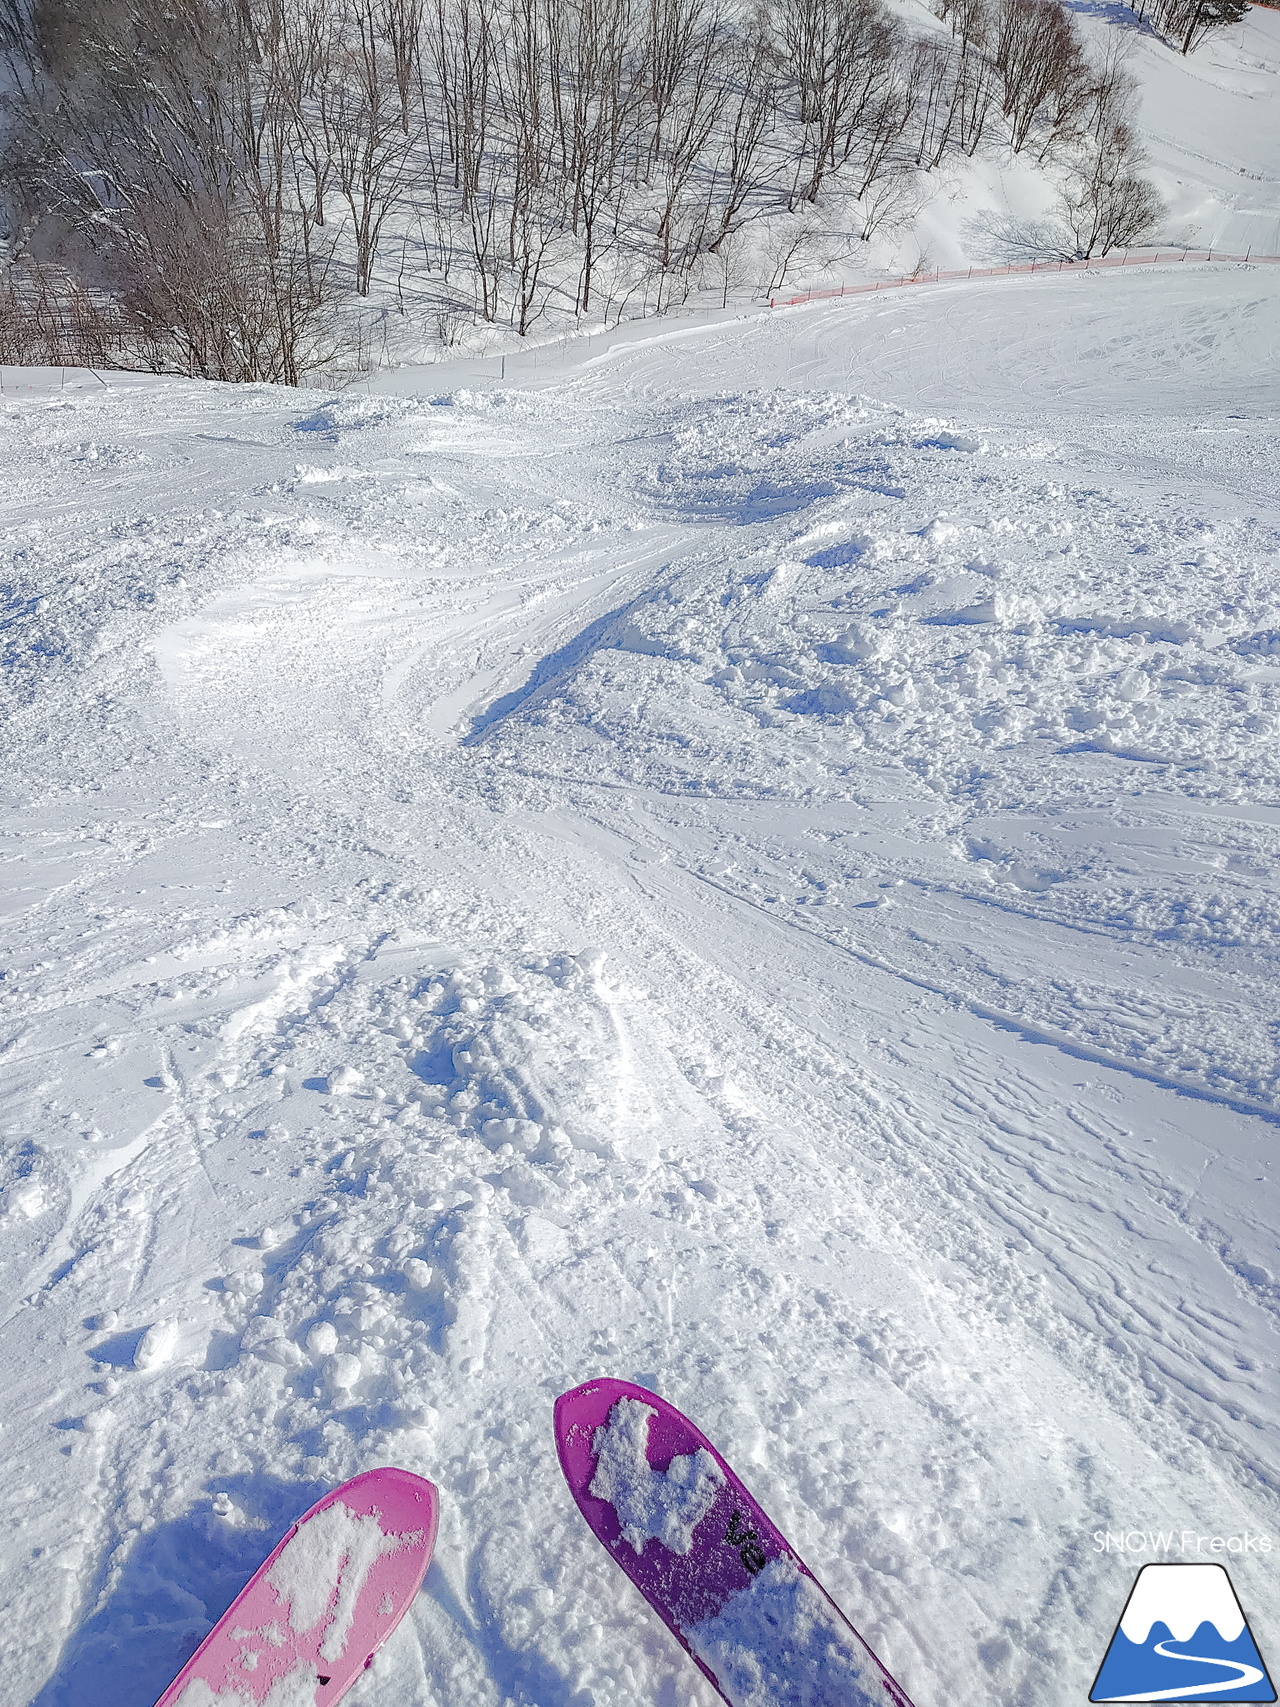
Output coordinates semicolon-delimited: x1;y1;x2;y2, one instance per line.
2;256;1278;1707
1114;3;1280;257
902;2;1280;273
382;3;1280;351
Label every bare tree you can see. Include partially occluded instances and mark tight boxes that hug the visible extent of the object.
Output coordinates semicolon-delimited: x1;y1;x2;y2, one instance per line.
323;0;422;294
556;0;643;313
847;47;914;200
642;0;716;173
380;0;425;130
497;0;560;328
6;0;342;380
910;37;956;169
1059;119;1163;256
943;0;993;56
0;260;125;366
278;0;341;228
0;0;31;60
647;4;723;277
993;0;1087;155
1080;31;1134;139
760;213;820;296
0;0;1177;369
704;25;777;253
854;158;919;238
951;39;998;155
1145;0;1249;52
776;0;908;206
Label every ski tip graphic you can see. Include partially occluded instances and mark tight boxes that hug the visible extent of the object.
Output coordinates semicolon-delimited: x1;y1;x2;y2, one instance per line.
1090;1563;1276;1703
153;1466;438;1707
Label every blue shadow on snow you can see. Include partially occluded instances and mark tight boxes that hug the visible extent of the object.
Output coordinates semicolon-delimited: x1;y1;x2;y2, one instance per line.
464;595;651;742
27;1474;328;1707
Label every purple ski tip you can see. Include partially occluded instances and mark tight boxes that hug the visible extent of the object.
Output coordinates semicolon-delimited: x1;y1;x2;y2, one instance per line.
153;1466;438;1707
555;1377;916;1707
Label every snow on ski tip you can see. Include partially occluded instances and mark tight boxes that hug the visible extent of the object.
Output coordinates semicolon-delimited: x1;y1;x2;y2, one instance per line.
555;1377;916;1707
152;1468;438;1707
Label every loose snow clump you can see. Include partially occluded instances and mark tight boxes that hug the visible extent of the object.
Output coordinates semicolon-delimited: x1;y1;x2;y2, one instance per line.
589;1397;724;1554
133;1320;179;1371
266;1500;406;1661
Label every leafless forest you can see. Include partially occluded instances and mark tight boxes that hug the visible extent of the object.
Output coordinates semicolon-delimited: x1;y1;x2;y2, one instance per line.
0;0;1200;382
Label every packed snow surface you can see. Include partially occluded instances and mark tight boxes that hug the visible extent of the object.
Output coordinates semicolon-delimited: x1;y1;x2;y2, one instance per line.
2;258;1279;1707
588;1397;724;1555
687;1556;881;1707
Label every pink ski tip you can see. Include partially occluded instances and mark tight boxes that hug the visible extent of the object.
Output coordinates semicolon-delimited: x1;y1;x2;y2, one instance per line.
153;1466;438;1707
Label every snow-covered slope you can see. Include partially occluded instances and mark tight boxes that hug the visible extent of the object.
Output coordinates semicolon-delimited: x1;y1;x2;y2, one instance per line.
899;2;1280;276
372;5;1280;351
2;257;1278;1707
1120;4;1280;256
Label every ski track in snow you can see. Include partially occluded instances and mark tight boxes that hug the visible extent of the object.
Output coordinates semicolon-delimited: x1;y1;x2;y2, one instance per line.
1;262;1279;1707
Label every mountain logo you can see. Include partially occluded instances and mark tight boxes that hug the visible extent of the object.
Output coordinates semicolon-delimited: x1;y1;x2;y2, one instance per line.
1090;1563;1276;1702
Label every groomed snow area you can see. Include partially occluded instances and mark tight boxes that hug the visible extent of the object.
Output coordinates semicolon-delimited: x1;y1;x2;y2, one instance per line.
2;257;1279;1707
